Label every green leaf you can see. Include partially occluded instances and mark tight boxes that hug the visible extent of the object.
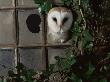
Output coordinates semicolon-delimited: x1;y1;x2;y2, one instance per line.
8;70;15;77
63;57;76;72
82;30;93;49
54;56;76;73
22;69;36;82
16;63;25;70
70;73;82;82
85;63;95;81
61;0;73;6
86;63;95;76
40;1;52;13
83;30;93;42
100;78;107;82
33;0;52;13
49;64;55;73
107;53;110;58
33;0;44;4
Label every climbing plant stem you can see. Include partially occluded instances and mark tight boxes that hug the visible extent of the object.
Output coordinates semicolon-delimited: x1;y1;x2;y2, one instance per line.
78;0;86;30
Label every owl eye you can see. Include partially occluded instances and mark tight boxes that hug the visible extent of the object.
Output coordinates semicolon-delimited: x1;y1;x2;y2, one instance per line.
63;17;68;24
52;17;57;23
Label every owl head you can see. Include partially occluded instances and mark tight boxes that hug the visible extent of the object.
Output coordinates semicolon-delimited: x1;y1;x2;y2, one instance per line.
47;7;73;33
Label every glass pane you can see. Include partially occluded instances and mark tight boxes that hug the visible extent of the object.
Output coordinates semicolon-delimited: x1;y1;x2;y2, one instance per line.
0;0;14;7
18;9;43;46
18;0;38;7
19;48;45;70
0;10;16;45
0;49;15;76
48;48;66;64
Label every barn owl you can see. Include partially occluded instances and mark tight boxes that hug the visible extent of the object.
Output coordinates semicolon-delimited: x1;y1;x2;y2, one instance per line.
47;7;73;43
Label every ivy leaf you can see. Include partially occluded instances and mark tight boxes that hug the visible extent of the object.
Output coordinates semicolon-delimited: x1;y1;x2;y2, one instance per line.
63;57;76;72
107;53;110;58
108;53;110;55
40;1;52;13
85;63;95;81
33;0;44;4
100;78;107;82
86;63;95;76
8;70;15;77
82;30;93;49
22;69;36;82
72;22;81;43
70;73;82;82
54;56;76;72
83;30;93;42
61;0;73;6
33;0;52;13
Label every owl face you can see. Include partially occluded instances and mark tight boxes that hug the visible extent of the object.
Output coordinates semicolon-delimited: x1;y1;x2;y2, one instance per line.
47;7;73;33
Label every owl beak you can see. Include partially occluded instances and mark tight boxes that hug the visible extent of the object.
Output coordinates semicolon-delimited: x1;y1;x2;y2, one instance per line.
59;23;63;33
60;23;63;28
60;27;63;34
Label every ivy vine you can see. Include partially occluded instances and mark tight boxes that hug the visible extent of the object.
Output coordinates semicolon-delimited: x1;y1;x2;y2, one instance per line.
5;0;110;82
34;0;52;13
